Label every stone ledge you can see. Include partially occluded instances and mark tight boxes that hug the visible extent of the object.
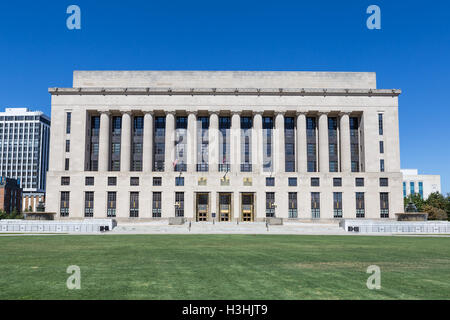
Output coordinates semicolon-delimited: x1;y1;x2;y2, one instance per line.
49;87;401;97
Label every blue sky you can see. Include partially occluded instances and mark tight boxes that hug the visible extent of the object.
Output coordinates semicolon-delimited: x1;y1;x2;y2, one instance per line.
0;0;448;193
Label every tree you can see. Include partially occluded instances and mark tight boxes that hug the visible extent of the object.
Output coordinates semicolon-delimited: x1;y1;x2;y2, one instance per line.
423;204;447;221
426;192;447;210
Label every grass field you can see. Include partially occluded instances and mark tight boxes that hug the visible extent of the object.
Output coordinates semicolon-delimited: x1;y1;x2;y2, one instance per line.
0;234;449;300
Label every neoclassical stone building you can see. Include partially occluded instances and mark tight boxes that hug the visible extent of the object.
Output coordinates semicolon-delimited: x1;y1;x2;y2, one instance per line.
46;71;403;221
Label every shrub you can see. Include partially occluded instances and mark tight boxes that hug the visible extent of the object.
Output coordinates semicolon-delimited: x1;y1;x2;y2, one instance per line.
423;205;447;221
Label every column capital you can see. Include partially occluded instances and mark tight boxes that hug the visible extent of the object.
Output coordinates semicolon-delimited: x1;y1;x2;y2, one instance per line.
121;110;132;116
99;110;110;115
317;111;331;116
209;111;220;116
252;110;264;116
273;110;285;116
230;110;241;116
296;111;307;116
143;110;153;115
187;110;198;116
339;111;352;117
165;111;176;116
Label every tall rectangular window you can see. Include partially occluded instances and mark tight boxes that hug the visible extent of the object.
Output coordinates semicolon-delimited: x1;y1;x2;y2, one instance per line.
60;191;70;217
107;192;116;217
333;192;343;218
153;192;162;217
403;182;406;198
175;192;184;217
328;117;338;172
174;116;187;172
66;139;70;153
153;116;166;171
380;192;389;218
86;115;99;171
379;141;384;154
311;192;320;219
65;158;70;171
84;192;94;217
288;192;297;218
219;117;231;172
263;117;273;172
197;116;209;172
131;116;143;171
240;117;252;172
130;192;139;218
266;192;275;217
285;117;295;172
306;117;317;172
66;112;71;134
350;117;360;172
378;114;384;135
380;159;385;172
356;192;365;218
410;181;415;195
110;116;122;171
418;182;423;198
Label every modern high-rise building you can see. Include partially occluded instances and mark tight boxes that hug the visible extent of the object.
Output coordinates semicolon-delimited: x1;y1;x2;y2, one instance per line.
401;169;441;199
0;108;51;211
46;71;403;221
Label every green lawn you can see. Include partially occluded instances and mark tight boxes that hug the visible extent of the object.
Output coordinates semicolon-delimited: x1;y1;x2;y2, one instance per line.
0;234;449;300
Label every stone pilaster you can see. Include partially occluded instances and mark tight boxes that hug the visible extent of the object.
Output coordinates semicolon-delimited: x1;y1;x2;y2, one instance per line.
208;112;219;173
230;112;240;173
275;112;285;173
339;112;351;172
252;112;263;173
164;111;175;172
143;111;153;172
318;112;329;173
187;112;197;172
120;111;132;172
296;112;307;173
98;111;110;172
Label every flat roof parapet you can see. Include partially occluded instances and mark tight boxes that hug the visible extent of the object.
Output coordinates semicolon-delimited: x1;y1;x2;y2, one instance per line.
73;71;378;89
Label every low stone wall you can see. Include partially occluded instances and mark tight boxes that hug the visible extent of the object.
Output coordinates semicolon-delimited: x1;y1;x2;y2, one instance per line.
340;219;450;233
0;219;116;233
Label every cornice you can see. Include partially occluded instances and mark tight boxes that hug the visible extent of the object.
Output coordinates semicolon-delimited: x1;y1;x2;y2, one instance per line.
49;87;401;97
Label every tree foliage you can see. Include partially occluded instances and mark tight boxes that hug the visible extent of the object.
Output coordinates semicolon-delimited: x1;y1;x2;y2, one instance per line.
404;192;450;221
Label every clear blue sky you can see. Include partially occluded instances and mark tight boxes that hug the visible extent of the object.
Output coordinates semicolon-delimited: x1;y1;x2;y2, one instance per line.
0;0;448;193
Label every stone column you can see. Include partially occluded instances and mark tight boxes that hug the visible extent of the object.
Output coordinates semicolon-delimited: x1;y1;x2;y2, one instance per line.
143;112;153;172
208;112;219;173
339;112;351;172
164;112;175;172
210;191;217;221
318;112;329;173
187;112;197;172
275;112;285;173
230;112;240;173
120;111;132;172
252;112;262;173
296;112;307;173
98;111;110;172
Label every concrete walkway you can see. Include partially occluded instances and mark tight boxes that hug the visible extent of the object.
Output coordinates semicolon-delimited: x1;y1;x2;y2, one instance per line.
110;221;348;235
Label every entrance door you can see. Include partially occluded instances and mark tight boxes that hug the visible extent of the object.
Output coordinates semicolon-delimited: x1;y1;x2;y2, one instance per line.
241;193;254;222
219;193;231;221
196;193;209;221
